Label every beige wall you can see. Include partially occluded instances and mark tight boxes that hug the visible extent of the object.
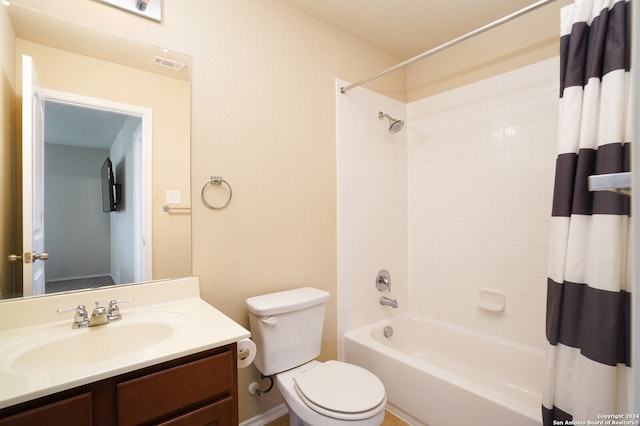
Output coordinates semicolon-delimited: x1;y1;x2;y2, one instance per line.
406;0;573;101
0;5;16;299
182;3;405;419
7;0;405;421
15;39;191;282
3;0;569;422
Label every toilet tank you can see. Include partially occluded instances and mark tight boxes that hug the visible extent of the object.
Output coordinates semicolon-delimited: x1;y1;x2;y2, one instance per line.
246;287;330;376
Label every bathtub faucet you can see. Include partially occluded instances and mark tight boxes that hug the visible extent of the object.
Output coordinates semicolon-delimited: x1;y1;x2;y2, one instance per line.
380;296;398;309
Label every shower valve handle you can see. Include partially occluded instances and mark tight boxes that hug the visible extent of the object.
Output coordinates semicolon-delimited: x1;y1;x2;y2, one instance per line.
376;269;391;292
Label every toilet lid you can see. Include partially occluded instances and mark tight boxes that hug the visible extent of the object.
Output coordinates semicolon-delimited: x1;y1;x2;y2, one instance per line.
293;361;386;420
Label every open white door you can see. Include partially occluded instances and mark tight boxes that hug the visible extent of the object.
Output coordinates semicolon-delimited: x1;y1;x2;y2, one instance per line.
22;55;47;296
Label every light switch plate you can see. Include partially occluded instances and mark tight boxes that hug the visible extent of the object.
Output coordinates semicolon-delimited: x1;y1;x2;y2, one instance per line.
165;190;181;204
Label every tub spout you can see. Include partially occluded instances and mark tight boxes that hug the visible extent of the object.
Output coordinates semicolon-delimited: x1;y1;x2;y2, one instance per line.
380;296;398;309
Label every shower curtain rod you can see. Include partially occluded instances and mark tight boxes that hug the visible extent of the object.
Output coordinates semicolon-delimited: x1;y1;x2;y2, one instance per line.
340;0;558;94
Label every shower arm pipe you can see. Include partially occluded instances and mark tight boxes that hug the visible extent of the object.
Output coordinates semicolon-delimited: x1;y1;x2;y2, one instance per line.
340;0;558;94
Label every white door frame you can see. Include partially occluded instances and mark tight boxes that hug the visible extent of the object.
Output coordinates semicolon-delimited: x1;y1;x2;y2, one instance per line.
21;55;46;296
40;88;153;283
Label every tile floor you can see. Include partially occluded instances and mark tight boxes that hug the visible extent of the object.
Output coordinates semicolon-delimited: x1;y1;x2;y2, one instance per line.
265;409;411;426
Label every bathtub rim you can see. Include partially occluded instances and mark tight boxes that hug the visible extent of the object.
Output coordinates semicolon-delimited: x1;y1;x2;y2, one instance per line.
345;313;547;357
343;313;546;425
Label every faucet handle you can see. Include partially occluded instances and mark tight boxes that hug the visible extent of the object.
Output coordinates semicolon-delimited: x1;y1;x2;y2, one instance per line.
57;304;88;328
108;298;133;321
110;297;134;304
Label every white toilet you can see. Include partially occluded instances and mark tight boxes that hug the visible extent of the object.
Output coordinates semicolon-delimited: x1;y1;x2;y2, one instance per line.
246;287;386;426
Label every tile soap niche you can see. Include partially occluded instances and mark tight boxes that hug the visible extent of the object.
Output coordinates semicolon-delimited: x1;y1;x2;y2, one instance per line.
477;288;505;313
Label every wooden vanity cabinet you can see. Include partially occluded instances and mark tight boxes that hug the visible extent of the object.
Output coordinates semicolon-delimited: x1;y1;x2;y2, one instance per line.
0;344;238;426
0;393;92;426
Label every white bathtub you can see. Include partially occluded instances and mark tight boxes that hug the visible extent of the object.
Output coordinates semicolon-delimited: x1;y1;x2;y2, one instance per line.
344;315;546;426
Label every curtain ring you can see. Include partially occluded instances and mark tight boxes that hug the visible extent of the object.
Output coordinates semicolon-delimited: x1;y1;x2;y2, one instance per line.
201;176;232;210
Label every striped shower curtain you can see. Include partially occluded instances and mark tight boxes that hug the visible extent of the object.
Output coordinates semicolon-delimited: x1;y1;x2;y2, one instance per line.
542;0;632;424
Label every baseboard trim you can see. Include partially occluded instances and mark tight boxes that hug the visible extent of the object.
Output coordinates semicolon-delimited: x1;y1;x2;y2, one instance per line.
46;273;114;283
385;403;424;426
240;404;288;426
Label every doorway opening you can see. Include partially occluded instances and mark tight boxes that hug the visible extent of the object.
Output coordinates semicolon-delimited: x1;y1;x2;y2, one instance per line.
40;90;152;294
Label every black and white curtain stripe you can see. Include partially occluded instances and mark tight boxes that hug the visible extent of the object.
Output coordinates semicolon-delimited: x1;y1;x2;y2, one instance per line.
543;0;632;424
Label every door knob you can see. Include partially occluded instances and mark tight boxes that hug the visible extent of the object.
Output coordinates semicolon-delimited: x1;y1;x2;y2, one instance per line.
32;252;49;261
7;252;49;263
7;254;22;263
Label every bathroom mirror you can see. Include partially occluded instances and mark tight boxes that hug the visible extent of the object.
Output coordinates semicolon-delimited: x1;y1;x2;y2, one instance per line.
0;3;192;300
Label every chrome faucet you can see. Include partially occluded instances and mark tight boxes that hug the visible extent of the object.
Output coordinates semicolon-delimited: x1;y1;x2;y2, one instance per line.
380;296;398;308
89;301;109;326
58;298;133;328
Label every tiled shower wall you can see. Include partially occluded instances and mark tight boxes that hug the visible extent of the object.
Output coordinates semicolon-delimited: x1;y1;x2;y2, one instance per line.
336;80;408;359
337;56;559;355
407;57;559;349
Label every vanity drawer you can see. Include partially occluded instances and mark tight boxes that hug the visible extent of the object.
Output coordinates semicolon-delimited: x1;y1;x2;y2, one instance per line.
116;351;234;426
0;393;92;426
157;396;233;426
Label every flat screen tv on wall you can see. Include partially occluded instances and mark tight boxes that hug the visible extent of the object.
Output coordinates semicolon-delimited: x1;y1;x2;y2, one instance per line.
101;157;121;212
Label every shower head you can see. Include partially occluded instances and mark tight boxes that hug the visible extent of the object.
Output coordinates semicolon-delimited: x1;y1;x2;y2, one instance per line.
378;111;404;134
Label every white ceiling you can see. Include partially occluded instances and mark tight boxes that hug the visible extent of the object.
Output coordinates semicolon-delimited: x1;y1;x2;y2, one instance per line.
281;0;558;60
44;101;133;149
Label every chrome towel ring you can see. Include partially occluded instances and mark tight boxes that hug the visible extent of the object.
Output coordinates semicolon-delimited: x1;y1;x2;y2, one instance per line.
201;176;232;210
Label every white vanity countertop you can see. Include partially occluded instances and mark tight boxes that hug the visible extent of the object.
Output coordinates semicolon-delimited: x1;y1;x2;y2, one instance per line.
0;277;250;409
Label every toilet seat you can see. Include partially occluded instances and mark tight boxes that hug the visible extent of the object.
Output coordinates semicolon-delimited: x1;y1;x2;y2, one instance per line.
293;360;387;421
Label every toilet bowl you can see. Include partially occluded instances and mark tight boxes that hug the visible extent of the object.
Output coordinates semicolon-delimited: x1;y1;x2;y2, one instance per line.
275;360;386;426
245;288;387;426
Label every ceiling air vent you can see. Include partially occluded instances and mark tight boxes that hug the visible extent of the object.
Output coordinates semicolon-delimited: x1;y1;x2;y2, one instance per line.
151;56;186;71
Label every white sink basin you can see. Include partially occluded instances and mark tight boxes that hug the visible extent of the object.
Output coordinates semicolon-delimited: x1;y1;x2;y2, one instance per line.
0;277;252;411
2;311;190;374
